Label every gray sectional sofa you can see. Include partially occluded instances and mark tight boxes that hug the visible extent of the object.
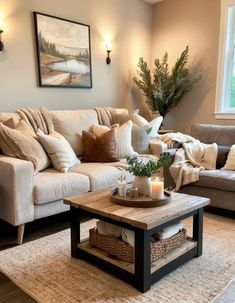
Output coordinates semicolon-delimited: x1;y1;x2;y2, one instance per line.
164;124;235;212
0;108;160;244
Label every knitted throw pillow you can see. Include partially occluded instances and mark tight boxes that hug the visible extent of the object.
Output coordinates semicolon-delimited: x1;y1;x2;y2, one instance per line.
0;121;50;173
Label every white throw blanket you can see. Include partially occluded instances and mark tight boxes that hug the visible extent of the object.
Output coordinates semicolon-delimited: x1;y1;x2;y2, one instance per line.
157;132;195;149
170;140;218;191
97;221;184;247
96;221;122;238
154;222;184;240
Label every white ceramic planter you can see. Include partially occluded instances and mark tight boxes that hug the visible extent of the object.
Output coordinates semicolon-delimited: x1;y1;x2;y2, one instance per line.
133;176;152;196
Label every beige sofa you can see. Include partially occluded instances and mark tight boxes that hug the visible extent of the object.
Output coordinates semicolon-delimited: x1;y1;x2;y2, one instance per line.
0;108;159;244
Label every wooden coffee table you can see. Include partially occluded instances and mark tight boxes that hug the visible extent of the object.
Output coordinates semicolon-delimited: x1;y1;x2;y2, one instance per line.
64;190;210;292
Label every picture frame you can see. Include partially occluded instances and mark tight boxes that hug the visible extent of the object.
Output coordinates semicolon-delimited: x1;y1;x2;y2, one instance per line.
33;12;92;88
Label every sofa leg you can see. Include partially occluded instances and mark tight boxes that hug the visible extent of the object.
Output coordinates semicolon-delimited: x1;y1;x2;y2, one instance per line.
18;224;25;245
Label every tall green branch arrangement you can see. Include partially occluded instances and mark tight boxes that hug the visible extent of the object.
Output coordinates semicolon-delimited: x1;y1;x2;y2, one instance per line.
126;154;170;178
133;46;201;118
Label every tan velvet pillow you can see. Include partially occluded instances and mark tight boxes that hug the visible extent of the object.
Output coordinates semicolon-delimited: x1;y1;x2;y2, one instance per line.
0;121;51;173
82;129;118;162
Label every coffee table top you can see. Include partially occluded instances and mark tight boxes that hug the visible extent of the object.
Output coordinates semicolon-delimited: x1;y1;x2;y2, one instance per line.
64;190;210;230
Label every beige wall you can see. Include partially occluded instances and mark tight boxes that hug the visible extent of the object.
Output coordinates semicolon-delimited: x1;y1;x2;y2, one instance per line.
0;0;152;112
152;0;233;134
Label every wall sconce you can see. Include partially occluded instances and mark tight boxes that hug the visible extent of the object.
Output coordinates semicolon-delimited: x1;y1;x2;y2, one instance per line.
106;42;112;65
0;14;4;51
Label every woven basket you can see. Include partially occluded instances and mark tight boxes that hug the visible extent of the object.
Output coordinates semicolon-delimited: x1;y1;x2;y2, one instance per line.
89;228;187;264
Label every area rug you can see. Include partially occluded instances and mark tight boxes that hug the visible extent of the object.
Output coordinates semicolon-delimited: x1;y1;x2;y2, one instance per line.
0;213;235;303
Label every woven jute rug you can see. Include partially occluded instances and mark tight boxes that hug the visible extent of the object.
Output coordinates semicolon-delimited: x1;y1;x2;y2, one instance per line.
0;213;234;303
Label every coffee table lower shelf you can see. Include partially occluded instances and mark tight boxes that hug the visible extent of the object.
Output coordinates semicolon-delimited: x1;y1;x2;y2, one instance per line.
66;192;208;292
78;238;197;275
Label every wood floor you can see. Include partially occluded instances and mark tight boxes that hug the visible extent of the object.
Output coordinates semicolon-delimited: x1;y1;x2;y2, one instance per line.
0;212;70;303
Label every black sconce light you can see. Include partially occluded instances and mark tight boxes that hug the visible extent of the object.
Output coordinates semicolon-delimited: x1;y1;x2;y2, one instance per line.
106;42;112;65
0;15;4;51
0;30;4;51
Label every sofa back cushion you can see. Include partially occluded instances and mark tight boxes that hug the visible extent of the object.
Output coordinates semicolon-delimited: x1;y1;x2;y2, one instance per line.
51;109;98;156
191;124;235;146
216;146;230;169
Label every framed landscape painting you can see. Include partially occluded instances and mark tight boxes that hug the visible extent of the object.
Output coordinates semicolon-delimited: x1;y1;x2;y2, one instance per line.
34;12;92;88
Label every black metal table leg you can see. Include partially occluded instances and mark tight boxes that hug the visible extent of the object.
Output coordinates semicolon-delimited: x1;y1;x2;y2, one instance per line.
134;229;151;292
193;208;203;257
70;207;81;258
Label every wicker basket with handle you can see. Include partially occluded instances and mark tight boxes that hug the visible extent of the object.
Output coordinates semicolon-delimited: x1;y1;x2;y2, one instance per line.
89;228;187;264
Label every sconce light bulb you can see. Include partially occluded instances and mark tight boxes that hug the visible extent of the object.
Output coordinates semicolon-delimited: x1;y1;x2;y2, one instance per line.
106;42;112;52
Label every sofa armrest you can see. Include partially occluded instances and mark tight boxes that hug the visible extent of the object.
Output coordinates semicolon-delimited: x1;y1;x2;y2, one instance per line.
0;156;34;226
163;149;177;189
150;139;168;157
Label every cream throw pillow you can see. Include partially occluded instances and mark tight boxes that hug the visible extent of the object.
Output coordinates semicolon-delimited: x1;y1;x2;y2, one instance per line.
91;125;111;137
132;124;151;154
0;121;50;173
91;124;118;137
132;113;163;139
37;130;80;172
92;120;137;159
222;145;235;170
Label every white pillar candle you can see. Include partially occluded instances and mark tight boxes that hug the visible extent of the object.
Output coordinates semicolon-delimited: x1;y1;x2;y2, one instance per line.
151;177;164;200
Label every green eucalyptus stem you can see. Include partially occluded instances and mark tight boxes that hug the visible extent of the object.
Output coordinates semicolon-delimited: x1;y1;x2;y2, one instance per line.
126;154;170;178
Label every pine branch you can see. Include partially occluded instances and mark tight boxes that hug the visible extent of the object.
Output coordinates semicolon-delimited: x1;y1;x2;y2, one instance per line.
133;46;201;118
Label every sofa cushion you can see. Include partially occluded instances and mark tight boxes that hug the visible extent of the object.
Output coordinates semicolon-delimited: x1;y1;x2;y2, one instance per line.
190;124;235;146
193;170;235;192
51;110;98;157
37;130;80;172
132;113;163;139
217;146;230;169
70;162;133;191
132;124;151;154
82;129;118;162
222;145;235;171
0;122;50;173
92;121;137;159
33;168;90;204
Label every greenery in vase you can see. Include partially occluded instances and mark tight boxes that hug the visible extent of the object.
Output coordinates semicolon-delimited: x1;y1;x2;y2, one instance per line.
126;154;170;178
133;46;201;119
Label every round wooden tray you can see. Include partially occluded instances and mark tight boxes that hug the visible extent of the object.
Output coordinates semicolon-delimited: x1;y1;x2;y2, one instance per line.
111;189;171;208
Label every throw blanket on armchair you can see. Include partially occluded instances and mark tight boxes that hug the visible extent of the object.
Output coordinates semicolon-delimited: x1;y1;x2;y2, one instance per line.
169;137;218;191
17;107;54;134
157;132;195;148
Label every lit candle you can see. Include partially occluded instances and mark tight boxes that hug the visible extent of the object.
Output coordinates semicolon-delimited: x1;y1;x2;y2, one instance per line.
151;177;164;200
